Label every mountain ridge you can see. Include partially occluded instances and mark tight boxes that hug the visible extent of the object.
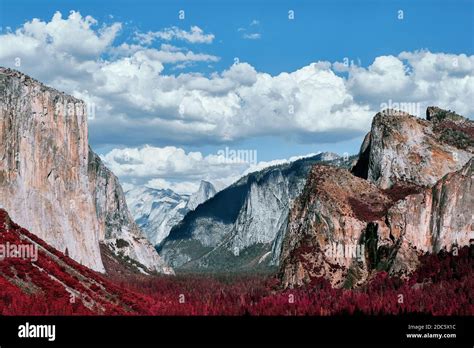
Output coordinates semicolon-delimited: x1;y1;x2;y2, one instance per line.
159;152;355;272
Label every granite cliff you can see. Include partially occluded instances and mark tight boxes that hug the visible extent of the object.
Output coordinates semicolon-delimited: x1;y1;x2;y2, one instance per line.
0;68;172;275
280;108;473;288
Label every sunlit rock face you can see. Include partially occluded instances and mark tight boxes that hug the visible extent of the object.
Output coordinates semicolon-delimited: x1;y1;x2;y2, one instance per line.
379;157;473;273
0;67;172;275
355;109;473;189
280;109;473;289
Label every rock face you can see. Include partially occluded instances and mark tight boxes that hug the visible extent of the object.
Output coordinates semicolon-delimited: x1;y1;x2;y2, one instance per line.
279;164;392;288
379;157;473;274
280;108;473;288
125;181;216;247
88;150;173;274
353;109;473;189
0;68;104;272
159;153;352;272
186;181;217;211
125;186;190;246
0;67;172;275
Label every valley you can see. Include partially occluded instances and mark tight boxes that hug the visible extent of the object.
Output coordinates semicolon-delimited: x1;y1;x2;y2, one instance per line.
0;67;472;317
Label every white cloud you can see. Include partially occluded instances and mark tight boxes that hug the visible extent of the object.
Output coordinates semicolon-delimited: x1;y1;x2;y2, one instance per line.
0;11;217;87
239;19;262;40
347;55;411;100
243;33;261;40
101;145;247;193
160;43;184;52
0;12;472;151
0;11;120;62
88;59;372;145
102;145;247;180
135;26;215;45
0;11;122;90
345;50;474;116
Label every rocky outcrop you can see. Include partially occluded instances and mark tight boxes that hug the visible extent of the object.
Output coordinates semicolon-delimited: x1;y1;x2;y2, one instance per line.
280;108;473;288
125;186;189;246
185;181;216;211
0;68;104;272
0;67;172;275
279;164;394;288
353;109;473;189
280;159;472;288
159;153;352;272
88;150;173;274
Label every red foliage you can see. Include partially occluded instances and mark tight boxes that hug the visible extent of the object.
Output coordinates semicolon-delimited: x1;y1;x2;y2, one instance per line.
99;246;473;316
0;209;141;315
0;209;472;316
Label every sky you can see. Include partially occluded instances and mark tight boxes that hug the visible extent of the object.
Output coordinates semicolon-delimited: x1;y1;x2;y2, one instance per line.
0;0;473;194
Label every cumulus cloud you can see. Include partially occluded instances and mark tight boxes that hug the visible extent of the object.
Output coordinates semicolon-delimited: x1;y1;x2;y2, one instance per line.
0;11;121;60
102;145;248;182
135;26;215;45
87;59;374;147
0;11;121;88
0;11;472;151
0;11;217;89
347;55;411;100
345;51;474;115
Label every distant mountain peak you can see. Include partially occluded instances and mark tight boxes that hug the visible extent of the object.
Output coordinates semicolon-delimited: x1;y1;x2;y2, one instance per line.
186;180;217;211
125;181;217;247
319;152;340;161
125;186;189;246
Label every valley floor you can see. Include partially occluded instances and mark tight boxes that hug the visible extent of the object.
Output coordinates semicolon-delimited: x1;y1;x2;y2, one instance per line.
1;219;472;316
1;206;472;316
100;246;474;316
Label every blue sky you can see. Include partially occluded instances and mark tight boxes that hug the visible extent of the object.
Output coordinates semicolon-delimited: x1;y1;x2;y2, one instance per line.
0;0;473;193
2;0;473;75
